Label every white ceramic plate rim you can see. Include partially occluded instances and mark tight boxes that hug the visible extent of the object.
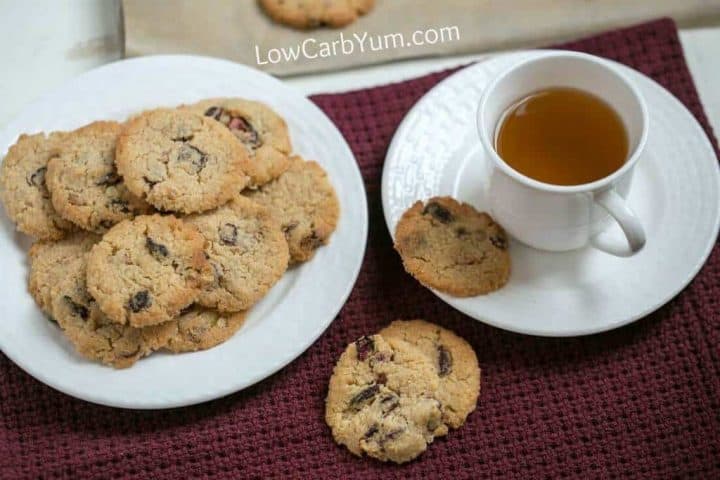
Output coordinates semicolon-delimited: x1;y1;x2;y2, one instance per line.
382;50;720;337
0;55;368;409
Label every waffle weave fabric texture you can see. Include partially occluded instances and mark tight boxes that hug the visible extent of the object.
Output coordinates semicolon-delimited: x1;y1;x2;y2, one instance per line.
1;18;718;480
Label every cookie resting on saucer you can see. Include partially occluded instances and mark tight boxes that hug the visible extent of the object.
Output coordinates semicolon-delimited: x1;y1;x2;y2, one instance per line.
394;196;511;296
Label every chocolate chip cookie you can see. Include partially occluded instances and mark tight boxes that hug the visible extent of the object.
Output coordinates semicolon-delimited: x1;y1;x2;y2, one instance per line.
28;232;100;316
185;98;292;187
379;320;481;429
394;197;511;296
46;121;152;233
46;234;176;368
186;196;289;312
326;334;448;464
0;132;75;239
163;305;246;353
244;155;339;264
86;214;213;327
116;108;249;214
260;0;375;29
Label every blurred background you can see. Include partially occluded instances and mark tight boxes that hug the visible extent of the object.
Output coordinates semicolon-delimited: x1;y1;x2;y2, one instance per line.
1;0;719;129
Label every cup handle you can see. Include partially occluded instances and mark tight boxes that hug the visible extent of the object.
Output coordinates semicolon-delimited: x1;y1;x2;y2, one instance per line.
592;189;646;256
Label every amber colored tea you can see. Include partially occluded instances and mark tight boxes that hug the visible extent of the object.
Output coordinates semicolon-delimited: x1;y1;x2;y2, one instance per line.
495;87;629;186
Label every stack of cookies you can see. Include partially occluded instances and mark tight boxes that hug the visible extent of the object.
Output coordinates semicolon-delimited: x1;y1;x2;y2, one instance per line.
326;320;481;464
0;98;339;368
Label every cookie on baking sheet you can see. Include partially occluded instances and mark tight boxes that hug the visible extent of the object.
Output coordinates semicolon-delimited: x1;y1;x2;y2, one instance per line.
116;108;249;214
325;334;448;464
46;121;152;233
186;196;289;312
379;320;481;429
244;155;339;264
163;305;246;353
0;132;75;239
394;197;511;296
86;214;213;327
46;234;175;368
28;232;101;316
185;98;292;187
260;0;375;29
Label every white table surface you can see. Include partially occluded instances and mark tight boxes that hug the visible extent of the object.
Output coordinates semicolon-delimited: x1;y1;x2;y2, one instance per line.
0;0;718;140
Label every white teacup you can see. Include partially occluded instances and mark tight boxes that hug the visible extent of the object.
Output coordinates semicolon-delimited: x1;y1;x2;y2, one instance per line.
477;51;648;255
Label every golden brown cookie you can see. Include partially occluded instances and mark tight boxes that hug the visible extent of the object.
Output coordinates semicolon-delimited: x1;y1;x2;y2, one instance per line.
325;334;447;464
394;197;511;296
185;98;292;187
0;132;75;239
379;319;481;429
244;155;339;264
163;306;246;353
116;108;249;214
28;232;101;316
49;236;176;368
186;196;289;312
86;214;213;327
30;232;174;368
260;0;375;29
46;121;152;233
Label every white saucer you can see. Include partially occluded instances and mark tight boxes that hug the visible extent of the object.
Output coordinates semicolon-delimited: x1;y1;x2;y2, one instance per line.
0;55;368;408
382;51;720;337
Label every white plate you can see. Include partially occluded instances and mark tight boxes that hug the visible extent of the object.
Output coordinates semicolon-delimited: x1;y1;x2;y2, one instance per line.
382;51;720;337
0;55;368;409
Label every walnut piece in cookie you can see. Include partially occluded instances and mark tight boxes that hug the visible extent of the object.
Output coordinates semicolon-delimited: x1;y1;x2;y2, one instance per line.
46;121;152;233
116;108;249;214
394;196;511;296
325;334;449;464
0;131;75;239
379;319;481;429
86;214;213;327
184;98;292;187
244;155;339;264
260;0;375;29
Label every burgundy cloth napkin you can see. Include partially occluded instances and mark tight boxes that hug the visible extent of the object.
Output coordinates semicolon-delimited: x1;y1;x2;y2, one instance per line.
1;18;718;480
